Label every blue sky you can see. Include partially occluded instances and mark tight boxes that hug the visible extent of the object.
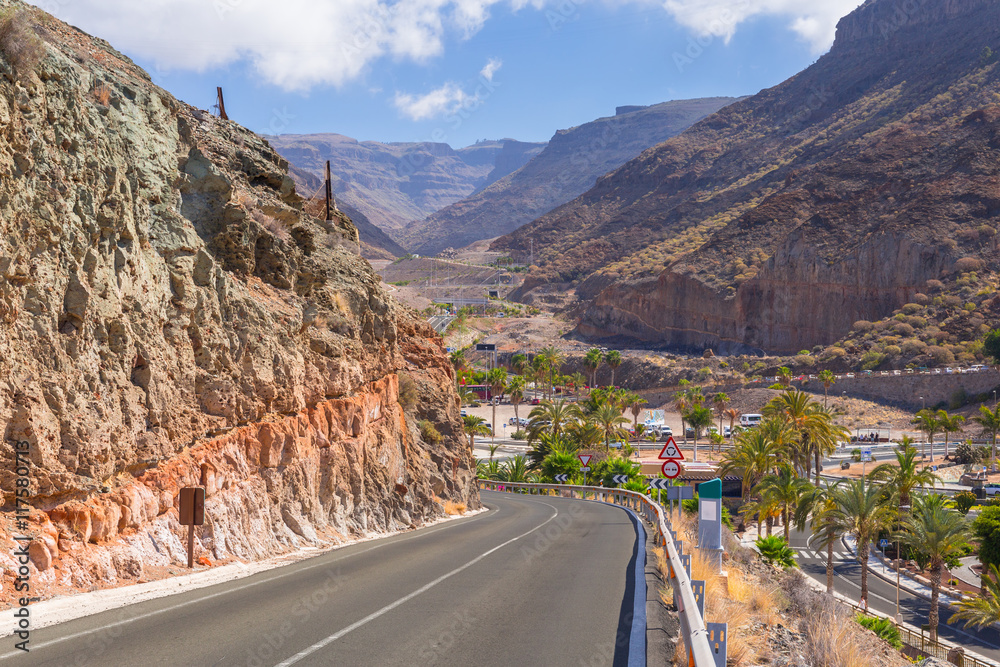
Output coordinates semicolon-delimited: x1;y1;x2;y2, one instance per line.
39;1;865;148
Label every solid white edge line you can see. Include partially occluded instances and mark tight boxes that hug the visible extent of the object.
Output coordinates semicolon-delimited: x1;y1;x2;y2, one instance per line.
272;497;562;667
0;506;497;661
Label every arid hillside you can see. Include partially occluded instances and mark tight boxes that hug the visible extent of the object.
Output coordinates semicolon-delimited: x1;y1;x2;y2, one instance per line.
0;0;476;597
402;98;737;256
494;0;1000;354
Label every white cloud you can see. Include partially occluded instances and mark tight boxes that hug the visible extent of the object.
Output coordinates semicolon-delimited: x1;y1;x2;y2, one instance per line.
480;57;502;82
394;82;476;120
661;0;865;53
33;0;863;94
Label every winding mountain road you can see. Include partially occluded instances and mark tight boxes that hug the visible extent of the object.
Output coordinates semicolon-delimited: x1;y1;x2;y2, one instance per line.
2;492;643;666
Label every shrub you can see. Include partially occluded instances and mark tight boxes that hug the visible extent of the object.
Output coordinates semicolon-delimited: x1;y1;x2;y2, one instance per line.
852;320;874;333
855;615;903;649
398;373;418;411
0;9;44;78
928;345;955;365
953;491;977;515
955;257;984;272
884;345;902;357
893;322;915;336
851;448;862;462
755;535;797;568
973;506;1000;569
901;303;923;315
949;388;969;410
860;350;886;370
418;420;441;444
511;429;527;440
954;441;989;465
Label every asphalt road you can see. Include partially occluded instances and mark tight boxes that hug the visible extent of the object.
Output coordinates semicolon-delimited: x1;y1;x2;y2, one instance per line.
2;492;641;667
789;526;1000;660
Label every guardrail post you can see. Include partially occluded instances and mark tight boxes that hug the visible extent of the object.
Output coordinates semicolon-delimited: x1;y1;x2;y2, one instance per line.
707;623;727;667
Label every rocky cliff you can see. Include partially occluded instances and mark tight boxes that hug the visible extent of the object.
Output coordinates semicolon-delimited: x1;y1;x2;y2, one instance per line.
0;0;477;600
496;0;1000;354
402;97;737;256
267;133;545;236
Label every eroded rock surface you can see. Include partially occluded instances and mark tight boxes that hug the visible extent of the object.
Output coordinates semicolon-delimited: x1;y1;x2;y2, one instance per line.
0;0;477;599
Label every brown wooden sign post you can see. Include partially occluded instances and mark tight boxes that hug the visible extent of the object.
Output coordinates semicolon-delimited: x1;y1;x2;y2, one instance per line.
179;487;205;568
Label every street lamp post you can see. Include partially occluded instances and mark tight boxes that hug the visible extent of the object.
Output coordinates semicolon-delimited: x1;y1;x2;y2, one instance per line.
896;504;909;624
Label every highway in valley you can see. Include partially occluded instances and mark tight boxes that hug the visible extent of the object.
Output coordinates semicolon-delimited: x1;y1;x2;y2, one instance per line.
789;527;1000;661
2;492;643;667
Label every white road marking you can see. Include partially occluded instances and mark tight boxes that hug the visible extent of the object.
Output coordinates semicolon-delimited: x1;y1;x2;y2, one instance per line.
0;506;496;661
273;498;563;666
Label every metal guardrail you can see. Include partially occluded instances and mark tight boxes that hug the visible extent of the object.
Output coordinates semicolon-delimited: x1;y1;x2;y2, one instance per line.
479;480;718;666
849;600;997;667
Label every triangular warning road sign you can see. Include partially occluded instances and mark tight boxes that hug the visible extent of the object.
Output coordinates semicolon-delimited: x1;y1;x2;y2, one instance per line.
578;454;592;467
658;437;685;461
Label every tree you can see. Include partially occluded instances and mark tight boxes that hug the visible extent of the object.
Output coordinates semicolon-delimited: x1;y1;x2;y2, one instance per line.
683;404;713;462
713;392;729;438
462;415;491;450
936;410;965;460
754;466;813;541
540;449;580;482
724;408;739;441
605;350;622;387
570;372;588;396
535;346;563;400
592;403;629;450
449;349;467;391
508;375;526;428
584;348;603;389
950;563;1000;630
527;400;575;442
818;369;835;408
626;393;647;448
720;426;783;501
912;409;941;462
795;481;842;593
974;404;1000;471
486;367;508;444
895;494;971;641
510;353;528;376
776;366;793;388
973;505;1000;570
764;389;845;482
984;328;1000;366
500;454;532;483
869;444;940;508
755;535;798;568
827;478;896;606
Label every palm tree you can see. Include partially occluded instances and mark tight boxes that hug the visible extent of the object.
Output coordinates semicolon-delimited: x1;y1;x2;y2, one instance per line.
508;375;526;430
754;466;813;541
974;404;1000;471
449;349;467;391
673;390;690;447
713;392;729;437
912;409;941;462
795;482;843;593
950;563;1000;630
776;366;793;388
764;389;842;481
486;367;508;443
527;400;575;442
818;369;835;409
457;387;477;406
584;348;602;389
510;353;528;377
500;454;532;482
870;444;940;508
487;443;500;460
537;346;563;400
895;494;971;641
592;403;629;449
605;350;622;388
462;415;491;450
570;372;588;396
755;535;798;568
720;427;783;501
936;410;965;460
684;404;714;462
826;479;896;606
626;392;647;443
724;408;740;441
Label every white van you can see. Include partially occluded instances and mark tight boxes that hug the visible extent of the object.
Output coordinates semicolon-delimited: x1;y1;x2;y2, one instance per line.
739;414;763;428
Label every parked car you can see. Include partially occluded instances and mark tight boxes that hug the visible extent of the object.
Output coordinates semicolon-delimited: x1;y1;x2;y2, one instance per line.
530;398;541;405
724;426;732;437
984;483;1000;497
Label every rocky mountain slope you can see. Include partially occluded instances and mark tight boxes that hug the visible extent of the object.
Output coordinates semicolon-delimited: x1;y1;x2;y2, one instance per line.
286;164;407;260
0;0;477;599
494;0;1000;354
267;133;545;235
402;98;737;256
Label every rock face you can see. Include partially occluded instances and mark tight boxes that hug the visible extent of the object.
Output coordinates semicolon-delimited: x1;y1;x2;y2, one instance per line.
402;98;737;256
267;134;545;235
495;0;1000;354
0;0;477;599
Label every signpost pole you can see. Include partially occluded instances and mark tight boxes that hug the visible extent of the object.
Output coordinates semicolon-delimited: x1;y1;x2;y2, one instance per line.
187;524;194;569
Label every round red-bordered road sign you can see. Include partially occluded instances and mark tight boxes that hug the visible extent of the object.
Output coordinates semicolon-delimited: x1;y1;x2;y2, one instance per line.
661;460;682;479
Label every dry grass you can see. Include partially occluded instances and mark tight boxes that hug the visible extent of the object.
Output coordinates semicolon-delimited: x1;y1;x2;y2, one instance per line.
443;500;466;515
252;210;291;242
0;9;44;78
